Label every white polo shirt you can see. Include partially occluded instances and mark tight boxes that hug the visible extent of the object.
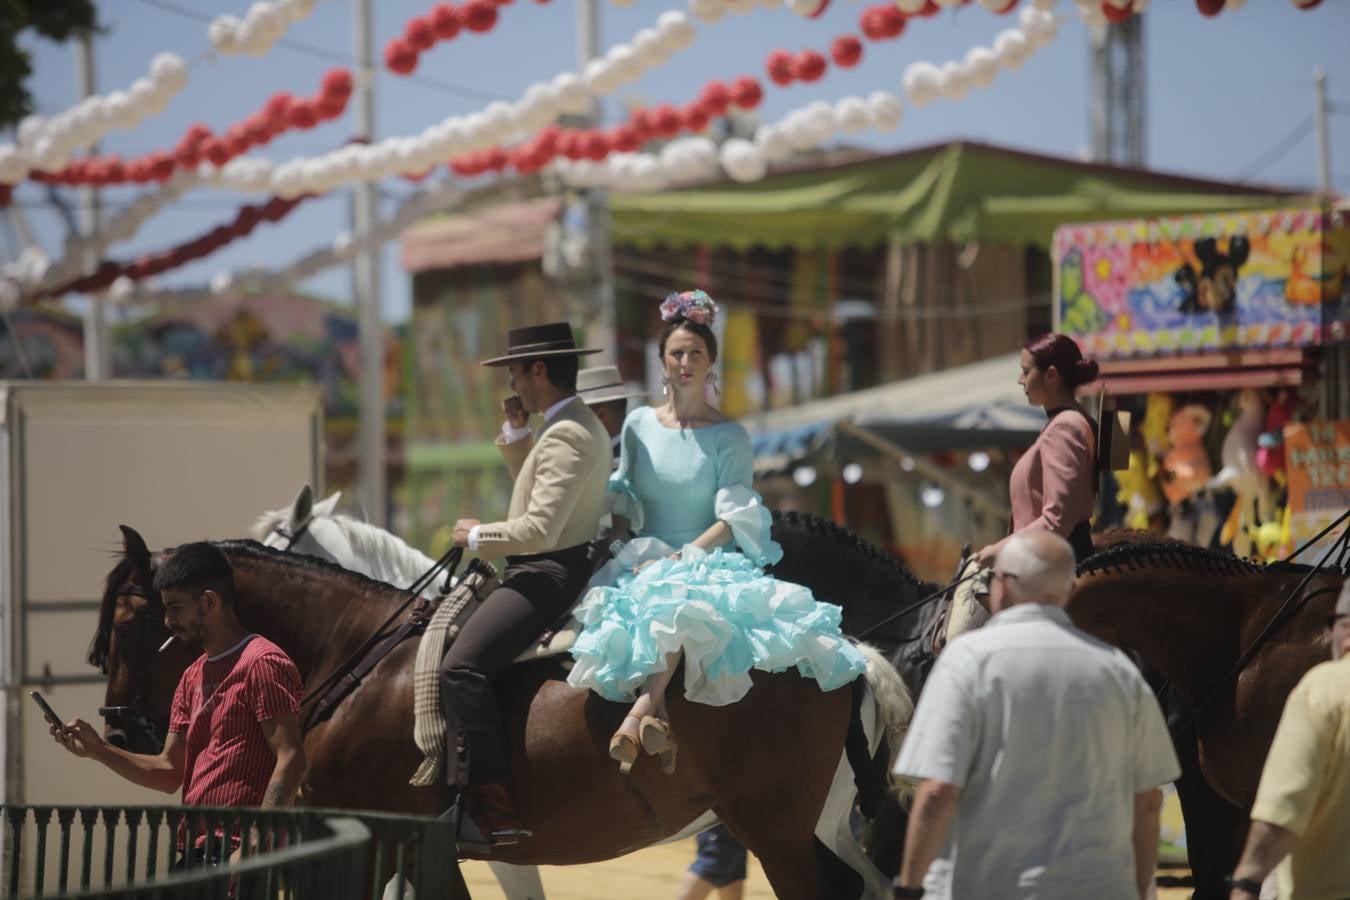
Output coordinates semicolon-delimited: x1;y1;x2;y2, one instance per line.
894;602;1180;900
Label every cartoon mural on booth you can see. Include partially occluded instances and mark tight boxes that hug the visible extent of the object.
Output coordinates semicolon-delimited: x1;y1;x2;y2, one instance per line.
1054;209;1350;359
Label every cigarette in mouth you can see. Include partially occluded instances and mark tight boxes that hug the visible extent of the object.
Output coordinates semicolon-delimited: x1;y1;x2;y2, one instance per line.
158;636;175;653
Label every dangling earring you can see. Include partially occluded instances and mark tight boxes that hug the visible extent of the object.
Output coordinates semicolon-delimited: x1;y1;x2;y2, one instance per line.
660;374;670;398
705;371;721;400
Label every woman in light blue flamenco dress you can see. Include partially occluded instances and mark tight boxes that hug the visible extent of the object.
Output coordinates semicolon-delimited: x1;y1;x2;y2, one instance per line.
566;289;868;775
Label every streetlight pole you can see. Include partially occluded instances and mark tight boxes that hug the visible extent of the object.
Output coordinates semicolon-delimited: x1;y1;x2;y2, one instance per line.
578;0;616;363
353;0;386;525
78;32;109;381
1313;67;1332;195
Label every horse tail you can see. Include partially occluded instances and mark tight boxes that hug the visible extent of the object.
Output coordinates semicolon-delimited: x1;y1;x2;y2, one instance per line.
857;642;914;798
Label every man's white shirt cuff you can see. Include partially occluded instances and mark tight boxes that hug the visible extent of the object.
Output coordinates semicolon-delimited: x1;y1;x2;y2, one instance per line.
467;525;481;550
501;420;531;443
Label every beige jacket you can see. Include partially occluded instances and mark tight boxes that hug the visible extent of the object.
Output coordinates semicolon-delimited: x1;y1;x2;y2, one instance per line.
474;397;611;560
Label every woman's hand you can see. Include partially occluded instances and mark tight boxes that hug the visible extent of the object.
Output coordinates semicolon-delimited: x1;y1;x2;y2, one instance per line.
633;552;681;575
974;544;999;568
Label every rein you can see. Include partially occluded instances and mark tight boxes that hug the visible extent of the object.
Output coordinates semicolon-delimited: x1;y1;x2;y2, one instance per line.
1176;519;1350;736
853;567;980;643
297;545;464;718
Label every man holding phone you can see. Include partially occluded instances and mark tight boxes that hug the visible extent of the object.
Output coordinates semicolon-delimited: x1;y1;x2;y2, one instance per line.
49;542;307;866
440;322;611;852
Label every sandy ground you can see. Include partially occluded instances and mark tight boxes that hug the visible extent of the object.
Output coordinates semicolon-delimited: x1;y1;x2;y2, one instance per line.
460;841;1194;899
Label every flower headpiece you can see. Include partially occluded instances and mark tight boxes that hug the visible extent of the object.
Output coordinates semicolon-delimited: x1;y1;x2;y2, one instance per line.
660;289;719;326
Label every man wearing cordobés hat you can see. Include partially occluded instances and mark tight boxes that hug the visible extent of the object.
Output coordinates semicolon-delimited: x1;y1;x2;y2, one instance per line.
440;322;612;851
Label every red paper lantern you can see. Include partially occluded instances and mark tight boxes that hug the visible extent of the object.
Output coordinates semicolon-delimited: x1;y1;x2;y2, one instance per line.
630;108;655;139
262;198;289;221
0;184;13;208
831;35;863;68
106;159;126;183
290;100;319;130
557;130;583;160
917;0;941;16
462;0;498;33
316;94;347;121
1194;0;1224;14
985;0;1018;11
699;81;730;117
322;69;354;99
534;125;561;155
582;132;609;162
1292;0;1323;8
150;153;175;181
861;5;906;41
609;124;640;153
730;76;763;110
384;38;418;75
486;146;509;171
653;104;682;138
681;103;710;133
226;134;251;158
405;17;435;51
793;50;827;83
430;4;461;39
766;49;795;86
265;92;295;121
1101;1;1134;21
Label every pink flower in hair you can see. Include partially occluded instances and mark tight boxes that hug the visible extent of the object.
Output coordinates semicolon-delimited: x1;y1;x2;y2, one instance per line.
660;289;719;326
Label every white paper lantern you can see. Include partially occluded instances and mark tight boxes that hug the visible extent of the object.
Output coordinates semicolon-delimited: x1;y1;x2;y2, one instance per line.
149;53;189;92
553;73;592;116
865;91;904;132
656;11;697;50
720;138;768;183
902;62;943;106
727;0;759;12
993;29;1031;68
1032;0;1058;8
834;96;870;133
754;125;795;164
689;0;726;23
896;0;928;12
964;46;1000;88
938;61;972;101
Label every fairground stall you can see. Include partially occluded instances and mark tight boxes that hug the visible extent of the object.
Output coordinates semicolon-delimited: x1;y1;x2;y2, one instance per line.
1054;206;1350;562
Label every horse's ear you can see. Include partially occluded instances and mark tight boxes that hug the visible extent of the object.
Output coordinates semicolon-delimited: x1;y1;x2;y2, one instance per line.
119;525;152;574
290;484;314;528
312;491;341;518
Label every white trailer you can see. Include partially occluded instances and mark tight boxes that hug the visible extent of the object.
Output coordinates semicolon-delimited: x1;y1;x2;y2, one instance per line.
1;381;323;806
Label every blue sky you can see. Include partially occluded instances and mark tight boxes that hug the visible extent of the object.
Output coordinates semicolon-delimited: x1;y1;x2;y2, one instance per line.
13;0;1350;325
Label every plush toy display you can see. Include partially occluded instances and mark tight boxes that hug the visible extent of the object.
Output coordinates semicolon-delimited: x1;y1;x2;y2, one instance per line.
1209;389;1273;555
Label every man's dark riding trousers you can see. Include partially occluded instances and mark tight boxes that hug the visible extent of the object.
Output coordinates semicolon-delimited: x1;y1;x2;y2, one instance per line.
439;542;593;789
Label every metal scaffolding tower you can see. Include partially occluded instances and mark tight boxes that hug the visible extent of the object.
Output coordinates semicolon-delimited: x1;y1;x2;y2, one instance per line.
1088;17;1145;167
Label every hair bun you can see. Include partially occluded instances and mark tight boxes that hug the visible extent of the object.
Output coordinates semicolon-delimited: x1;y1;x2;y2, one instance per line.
1073;358;1100;386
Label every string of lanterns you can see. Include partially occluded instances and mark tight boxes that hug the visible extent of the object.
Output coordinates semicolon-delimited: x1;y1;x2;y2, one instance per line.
0;53;189;185
32;194;310;300
27;70;353;189
209;0;320;58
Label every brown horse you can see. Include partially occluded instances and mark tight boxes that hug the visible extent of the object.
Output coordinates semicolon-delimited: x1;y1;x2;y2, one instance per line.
90;526;912;900
1067;533;1345;899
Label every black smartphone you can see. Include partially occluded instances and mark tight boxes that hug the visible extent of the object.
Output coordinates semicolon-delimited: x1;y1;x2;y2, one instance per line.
29;690;67;733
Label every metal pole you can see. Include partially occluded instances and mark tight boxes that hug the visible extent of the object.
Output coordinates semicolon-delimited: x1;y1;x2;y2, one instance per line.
353;0;386;526
578;0;616;364
1314;67;1332;195
77;33;109;381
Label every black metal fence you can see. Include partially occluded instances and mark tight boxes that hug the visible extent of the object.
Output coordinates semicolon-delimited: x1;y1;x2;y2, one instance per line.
0;806;454;900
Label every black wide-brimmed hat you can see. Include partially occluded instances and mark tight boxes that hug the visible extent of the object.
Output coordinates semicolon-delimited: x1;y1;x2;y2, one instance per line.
480;322;603;367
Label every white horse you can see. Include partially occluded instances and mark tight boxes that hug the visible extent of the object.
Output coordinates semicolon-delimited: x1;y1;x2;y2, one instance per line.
255;485;911;900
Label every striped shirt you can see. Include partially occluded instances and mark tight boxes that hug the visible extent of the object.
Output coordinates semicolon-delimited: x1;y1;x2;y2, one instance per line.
169;635;302;808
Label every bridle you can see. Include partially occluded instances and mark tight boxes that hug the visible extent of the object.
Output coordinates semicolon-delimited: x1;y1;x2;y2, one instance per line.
98;581;170;749
268;515;314;552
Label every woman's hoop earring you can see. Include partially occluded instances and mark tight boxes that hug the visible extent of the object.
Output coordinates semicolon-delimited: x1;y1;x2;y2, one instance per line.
660;374;670;398
705;371;721;400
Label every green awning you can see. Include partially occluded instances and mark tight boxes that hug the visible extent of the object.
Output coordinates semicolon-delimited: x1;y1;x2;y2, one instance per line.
610;141;1303;251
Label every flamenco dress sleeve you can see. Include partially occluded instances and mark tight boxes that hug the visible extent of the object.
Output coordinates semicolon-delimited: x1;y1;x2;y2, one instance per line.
606;410;644;533
713;426;783;568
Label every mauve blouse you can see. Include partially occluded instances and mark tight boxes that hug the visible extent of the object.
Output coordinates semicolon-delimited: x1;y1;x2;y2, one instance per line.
990;407;1096;554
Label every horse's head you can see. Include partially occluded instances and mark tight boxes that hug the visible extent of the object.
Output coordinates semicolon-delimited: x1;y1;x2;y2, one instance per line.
87;525;198;754
254;484;345;564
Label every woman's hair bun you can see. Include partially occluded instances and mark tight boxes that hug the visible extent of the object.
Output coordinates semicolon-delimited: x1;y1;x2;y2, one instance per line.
1073;358;1100;386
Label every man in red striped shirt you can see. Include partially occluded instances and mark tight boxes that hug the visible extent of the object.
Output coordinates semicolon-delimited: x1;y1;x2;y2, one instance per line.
52;542;307;863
